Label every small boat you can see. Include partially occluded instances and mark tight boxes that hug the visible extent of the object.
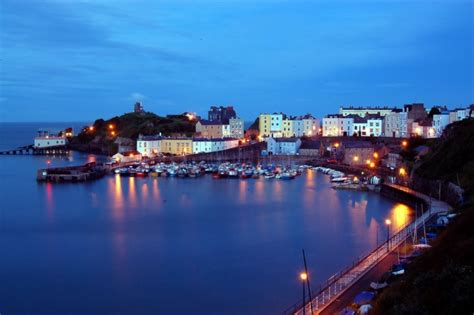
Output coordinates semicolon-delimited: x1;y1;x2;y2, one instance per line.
264;173;275;179
279;172;295;180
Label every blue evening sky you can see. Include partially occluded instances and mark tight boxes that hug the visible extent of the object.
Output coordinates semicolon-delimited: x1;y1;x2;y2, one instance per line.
1;0;473;122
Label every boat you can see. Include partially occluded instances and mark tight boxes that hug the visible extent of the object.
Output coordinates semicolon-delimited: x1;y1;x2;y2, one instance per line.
279;172;295;180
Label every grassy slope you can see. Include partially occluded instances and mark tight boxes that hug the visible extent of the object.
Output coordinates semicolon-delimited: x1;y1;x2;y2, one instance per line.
372;119;474;315
70;112;196;153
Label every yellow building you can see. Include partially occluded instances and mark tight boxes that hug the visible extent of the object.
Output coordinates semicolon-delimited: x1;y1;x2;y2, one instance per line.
282;119;294;137
259;113;283;138
161;138;193;155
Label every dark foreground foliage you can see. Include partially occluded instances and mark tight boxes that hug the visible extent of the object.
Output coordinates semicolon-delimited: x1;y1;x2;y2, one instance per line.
372;119;474;315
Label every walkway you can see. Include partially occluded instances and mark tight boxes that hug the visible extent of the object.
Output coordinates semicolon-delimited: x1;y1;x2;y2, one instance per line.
285;184;452;315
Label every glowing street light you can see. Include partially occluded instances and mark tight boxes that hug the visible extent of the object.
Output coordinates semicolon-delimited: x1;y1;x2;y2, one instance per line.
401;140;408;147
109;124;115;130
111;131;116;136
89;126;94;131
353;156;359;162
300;272;308;281
369;162;375;168
399;167;406;176
300;272;308;315
373;152;379;159
334;142;340;148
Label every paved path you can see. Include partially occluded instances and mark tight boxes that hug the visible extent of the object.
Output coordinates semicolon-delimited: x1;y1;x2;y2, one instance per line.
288;184;452;315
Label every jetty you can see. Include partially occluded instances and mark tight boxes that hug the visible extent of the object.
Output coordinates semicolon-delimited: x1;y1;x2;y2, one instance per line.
0;145;70;156
37;162;106;182
284;184;451;315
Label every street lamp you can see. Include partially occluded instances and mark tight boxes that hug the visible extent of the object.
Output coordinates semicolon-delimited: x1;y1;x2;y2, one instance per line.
353;156;359;162
300;272;308;315
385;219;391;251
401;140;408;148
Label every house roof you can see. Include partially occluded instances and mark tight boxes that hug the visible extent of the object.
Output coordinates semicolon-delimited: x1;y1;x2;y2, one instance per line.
300;140;321;149
272;137;300;143
193;138;238;142
198;119;224;126
139;135;162;141
343;141;374;149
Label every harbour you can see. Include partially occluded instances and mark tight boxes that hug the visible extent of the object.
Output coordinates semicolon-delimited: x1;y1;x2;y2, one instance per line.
0;124;414;315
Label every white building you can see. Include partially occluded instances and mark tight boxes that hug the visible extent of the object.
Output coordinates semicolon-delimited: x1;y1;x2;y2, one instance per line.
112;151;142;163
432;112;450;137
266;137;302;155
449;108;469;123
322;115;353;136
229;118;244;139
366;116;383;136
34;136;66;148
384;111;409;138
302;116;320;136
136;135;162;157
192;138;239;154
34;130;67;148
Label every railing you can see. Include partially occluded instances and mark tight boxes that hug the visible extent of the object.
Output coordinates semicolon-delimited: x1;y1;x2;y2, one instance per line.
283;207;438;315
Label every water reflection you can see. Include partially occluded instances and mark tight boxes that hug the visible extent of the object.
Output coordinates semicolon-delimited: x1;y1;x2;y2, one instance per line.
391;203;410;231
45;182;54;219
111;175;125;220
128;177;137;208
238;180;248;204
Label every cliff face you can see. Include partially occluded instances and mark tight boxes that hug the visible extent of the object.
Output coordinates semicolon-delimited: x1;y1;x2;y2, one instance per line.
372;119;474;315
412;119;474;205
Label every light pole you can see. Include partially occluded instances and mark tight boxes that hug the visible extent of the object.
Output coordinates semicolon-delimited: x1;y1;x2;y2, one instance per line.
385;219;391;252
300;272;308;315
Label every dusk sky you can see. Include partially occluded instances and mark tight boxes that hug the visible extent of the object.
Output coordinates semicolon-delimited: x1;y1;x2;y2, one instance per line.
1;0;473;122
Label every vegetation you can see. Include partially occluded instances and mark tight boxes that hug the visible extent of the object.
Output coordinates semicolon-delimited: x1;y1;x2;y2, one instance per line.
415;119;474;200
70;111;196;154
372;118;474;315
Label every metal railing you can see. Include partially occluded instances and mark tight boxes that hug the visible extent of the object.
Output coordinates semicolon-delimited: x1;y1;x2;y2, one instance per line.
283;207;439;315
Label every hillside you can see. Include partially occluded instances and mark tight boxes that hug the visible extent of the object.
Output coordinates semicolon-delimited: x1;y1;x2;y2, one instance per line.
69;112;196;154
372;118;474;315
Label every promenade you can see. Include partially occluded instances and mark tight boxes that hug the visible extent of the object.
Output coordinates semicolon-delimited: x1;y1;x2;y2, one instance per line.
286;184;452;315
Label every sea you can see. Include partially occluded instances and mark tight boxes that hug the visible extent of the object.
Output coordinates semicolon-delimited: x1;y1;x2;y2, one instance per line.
0;122;412;315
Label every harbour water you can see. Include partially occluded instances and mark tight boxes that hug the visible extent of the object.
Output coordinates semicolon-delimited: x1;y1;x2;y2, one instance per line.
0;123;412;315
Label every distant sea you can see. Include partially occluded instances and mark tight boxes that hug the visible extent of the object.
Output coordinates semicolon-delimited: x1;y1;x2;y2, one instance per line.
0;122;89;150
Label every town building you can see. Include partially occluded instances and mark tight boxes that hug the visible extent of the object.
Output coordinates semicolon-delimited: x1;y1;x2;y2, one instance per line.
432;111;451;137
342;142;377;166
266;137;301;155
34;130;67;148
112;151;142;163
449;108;469;123
322;114;353;137
195;120;230;139
136;135;162;157
339;106;397;117
229;118;244;139
404;103;427;121
301;115;320;136
161;138;193;155
412;120;436;138
298;140;322;157
208;106;236;124
192;138;239;154
384;110;409;138
259;113;284;138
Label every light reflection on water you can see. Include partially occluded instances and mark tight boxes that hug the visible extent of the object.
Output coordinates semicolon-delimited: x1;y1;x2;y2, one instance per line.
1;160;413;315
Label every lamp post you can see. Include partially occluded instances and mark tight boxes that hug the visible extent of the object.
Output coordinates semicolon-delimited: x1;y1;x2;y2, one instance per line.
385;219;391;252
300;272;308;315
